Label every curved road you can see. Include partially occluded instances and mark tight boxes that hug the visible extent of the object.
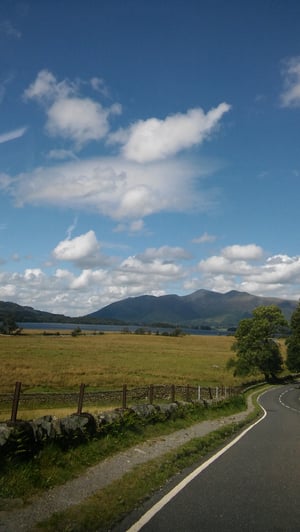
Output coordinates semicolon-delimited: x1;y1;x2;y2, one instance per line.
121;384;300;532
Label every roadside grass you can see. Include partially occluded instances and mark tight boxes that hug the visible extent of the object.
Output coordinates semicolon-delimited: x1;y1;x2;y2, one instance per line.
36;389;265;532
0;394;249;503
37;424;248;532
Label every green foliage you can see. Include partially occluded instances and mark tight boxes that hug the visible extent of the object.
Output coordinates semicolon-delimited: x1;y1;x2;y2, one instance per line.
170;327;185;337
286;301;300;372
227;305;287;381
0;315;22;335
71;326;82;337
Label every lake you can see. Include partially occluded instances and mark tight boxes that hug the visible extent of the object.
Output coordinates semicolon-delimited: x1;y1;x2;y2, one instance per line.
19;322;229;335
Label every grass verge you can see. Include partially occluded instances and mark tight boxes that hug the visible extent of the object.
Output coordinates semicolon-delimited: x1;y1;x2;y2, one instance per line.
36;396;263;532
1;388;267;530
0;395;248;502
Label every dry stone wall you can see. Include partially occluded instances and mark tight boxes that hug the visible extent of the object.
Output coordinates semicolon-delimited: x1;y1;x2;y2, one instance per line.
0;401;193;461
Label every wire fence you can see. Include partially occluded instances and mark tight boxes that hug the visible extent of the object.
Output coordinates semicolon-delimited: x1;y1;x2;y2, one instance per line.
0;381;244;422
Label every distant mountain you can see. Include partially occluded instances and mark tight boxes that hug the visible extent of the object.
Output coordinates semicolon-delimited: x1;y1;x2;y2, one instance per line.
0;300;126;325
85;289;298;327
0;301;72;323
0;289;298;328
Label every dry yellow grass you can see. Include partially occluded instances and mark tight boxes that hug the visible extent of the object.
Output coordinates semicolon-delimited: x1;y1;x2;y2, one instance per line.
0;331;244;394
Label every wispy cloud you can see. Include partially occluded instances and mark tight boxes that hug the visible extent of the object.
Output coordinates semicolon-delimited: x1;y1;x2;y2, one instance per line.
0;20;22;39
47;149;78;161
2;156;218;219
192;232;217;244
0;126;27;144
280;56;300;107
0;74;14;104
66;217;78;240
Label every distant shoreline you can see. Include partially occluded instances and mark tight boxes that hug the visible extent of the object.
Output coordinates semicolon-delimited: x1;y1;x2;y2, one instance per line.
18;322;229;336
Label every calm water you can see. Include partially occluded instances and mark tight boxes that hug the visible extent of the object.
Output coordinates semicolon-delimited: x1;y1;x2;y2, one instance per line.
19;322;228;335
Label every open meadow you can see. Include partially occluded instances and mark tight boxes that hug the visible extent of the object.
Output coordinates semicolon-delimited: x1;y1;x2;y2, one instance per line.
0;330;254;392
0;330;264;420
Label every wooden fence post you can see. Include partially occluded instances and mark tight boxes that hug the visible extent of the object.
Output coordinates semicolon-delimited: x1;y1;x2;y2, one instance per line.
122;384;127;409
77;383;85;415
186;384;190;401
149;384;154;404
171;384;175;402
198;385;201;401
11;381;22;423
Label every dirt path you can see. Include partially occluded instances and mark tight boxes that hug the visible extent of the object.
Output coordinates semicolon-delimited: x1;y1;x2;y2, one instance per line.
0;397;256;531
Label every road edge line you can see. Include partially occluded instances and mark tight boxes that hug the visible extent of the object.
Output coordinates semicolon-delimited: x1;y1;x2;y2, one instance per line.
127;390;268;532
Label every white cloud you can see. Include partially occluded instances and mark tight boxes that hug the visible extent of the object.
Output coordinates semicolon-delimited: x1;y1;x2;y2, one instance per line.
24;268;45;280
2;155;217;219
199;255;253;275
23;69;73;102
221;244;263;261
129;219;144;232
280;56;300;107
109;103;231;163
137;246;191;263
0;283;16;298
195;244;300;300
0;248;186;315
46;97;110;146
47;149;78;160
23;70;121;149
90;77;109;97
3;241;300;317
192;232;216;244
70;268;107;289
0;126;27;144
198;244;263;277
120;255;184;279
52;230;110;268
53;231;99;262
113;219;145;233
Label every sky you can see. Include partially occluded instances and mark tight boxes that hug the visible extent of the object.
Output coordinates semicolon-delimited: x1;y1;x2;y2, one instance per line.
1;0;300;317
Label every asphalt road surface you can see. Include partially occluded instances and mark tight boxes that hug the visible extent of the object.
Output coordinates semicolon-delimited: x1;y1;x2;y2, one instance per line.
122;384;300;532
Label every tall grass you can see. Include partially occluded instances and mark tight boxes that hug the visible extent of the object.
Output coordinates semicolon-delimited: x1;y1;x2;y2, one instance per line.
0;332;246;393
0;333;262;393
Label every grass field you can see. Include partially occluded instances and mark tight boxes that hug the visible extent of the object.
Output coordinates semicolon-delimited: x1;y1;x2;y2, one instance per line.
0;330;258;394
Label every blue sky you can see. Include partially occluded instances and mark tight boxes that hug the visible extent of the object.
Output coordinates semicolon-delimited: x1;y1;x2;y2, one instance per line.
1;0;300;316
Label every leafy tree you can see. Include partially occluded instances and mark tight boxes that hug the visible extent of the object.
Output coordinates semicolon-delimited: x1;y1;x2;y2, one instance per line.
170;327;184;337
286;302;300;372
71;326;82;337
0;315;22;335
227;305;287;381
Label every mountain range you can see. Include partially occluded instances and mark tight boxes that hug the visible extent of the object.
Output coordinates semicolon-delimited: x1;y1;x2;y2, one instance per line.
1;289;296;328
85;289;298;327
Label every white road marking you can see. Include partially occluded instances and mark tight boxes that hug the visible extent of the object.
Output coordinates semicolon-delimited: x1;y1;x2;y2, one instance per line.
127;392;268;532
279;388;300;413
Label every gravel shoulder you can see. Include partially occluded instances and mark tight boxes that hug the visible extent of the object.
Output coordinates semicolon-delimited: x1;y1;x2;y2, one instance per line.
0;396;256;532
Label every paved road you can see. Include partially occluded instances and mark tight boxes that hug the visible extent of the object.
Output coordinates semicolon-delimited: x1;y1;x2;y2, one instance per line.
122;385;300;532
